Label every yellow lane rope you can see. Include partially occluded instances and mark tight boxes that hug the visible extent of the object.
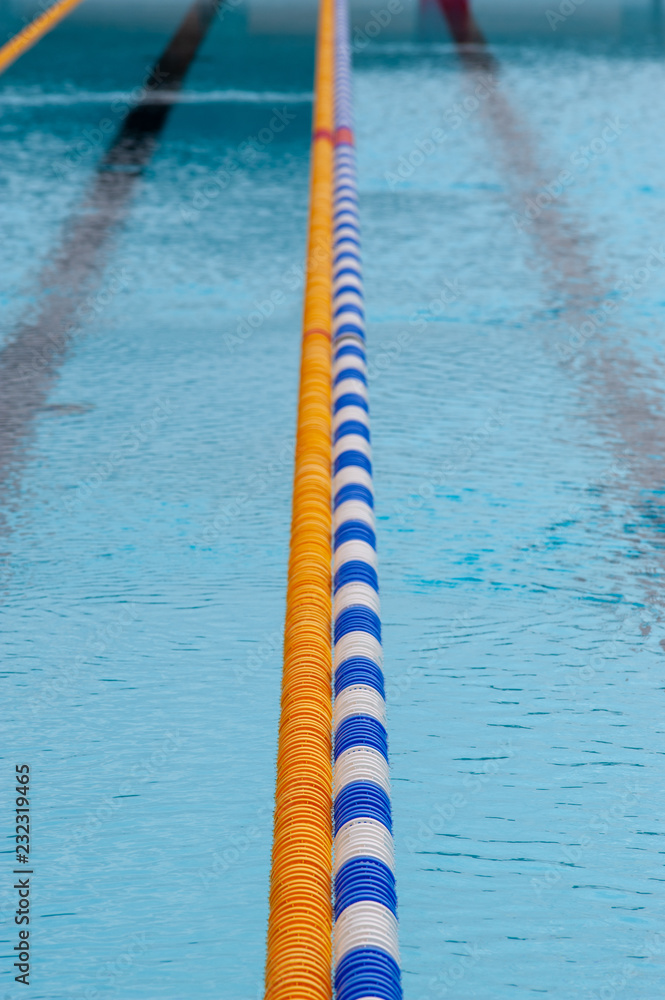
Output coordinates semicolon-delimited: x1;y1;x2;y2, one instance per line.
0;0;87;77
263;0;335;994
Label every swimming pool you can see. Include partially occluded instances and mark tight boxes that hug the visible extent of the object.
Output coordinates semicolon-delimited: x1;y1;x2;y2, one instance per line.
2;1;665;997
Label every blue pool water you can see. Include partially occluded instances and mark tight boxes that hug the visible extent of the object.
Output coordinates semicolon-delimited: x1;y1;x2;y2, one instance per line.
2;1;665;997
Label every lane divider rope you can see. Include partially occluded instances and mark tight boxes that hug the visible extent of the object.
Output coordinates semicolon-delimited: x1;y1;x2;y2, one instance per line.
263;0;335;994
0;0;87;77
331;0;403;996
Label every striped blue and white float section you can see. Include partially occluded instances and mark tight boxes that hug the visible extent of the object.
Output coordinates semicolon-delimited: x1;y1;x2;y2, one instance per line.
331;1;402;999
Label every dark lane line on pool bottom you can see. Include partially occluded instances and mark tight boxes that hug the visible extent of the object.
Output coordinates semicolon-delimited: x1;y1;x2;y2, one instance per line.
0;0;222;523
437;0;665;620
